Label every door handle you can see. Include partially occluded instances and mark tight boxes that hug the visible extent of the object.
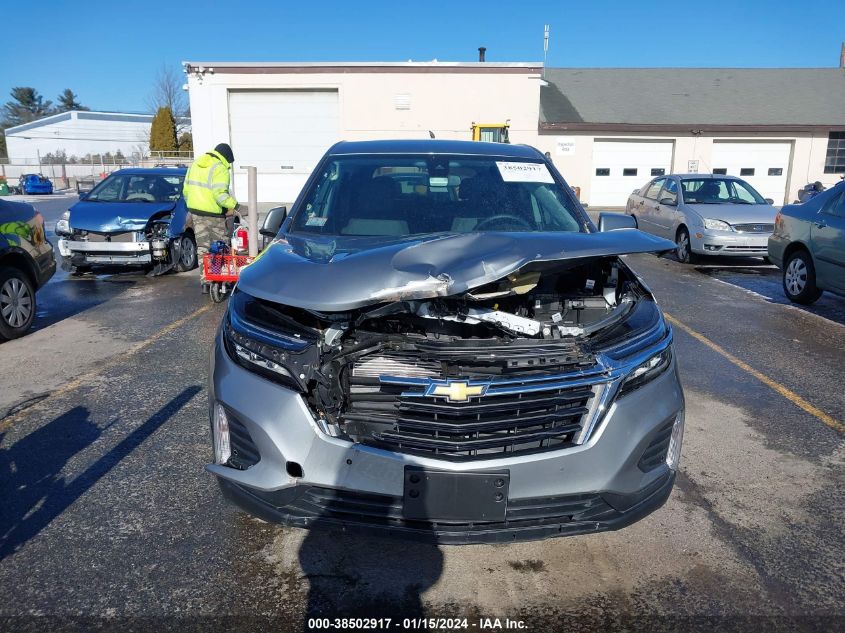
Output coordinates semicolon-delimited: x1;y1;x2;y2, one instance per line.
814;220;827;228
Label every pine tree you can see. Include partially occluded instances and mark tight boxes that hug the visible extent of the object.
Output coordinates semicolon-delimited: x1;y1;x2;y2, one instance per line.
56;89;88;112
1;87;54;127
149;107;178;152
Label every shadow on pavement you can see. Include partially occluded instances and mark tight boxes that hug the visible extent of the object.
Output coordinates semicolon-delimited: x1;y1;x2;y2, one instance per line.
298;503;444;622
0;385;201;560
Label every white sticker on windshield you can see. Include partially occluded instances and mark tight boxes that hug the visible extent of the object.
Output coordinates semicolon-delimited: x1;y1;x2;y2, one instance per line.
305;216;328;227
496;161;555;184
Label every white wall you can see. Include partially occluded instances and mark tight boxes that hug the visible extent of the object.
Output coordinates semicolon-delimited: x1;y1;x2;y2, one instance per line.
187;64;542;203
6;112;152;164
535;130;838;207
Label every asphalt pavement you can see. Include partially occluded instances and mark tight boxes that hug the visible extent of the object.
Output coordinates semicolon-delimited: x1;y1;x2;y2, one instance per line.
0;228;843;632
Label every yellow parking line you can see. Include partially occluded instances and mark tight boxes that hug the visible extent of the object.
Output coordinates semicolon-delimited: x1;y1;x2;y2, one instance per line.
0;303;214;433
665;313;844;434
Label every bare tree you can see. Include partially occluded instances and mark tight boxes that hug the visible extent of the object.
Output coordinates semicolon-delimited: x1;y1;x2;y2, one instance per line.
146;64;189;133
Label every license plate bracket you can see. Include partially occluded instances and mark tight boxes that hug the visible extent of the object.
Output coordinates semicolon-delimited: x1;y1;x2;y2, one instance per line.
402;468;509;522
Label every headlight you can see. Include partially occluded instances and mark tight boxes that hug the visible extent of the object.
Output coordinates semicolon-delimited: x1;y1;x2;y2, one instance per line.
666;408;684;471
619;346;673;396
55;211;71;236
222;290;318;390
212;402;232;465
703;218;731;231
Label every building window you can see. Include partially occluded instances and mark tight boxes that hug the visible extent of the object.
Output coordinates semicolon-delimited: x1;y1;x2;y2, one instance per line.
768;168;783;176
713;168;727;175
824;131;845;174
623;168;638;177
595;168;610;176
651;168;665;176
740;168;755;176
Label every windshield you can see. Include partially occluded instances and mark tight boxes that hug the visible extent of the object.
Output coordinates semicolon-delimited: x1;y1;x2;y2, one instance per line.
87;173;184;203
680;178;766;205
290;156;585;236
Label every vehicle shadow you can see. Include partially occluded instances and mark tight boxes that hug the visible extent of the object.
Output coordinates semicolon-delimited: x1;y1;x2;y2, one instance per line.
298;504;444;623
0;386;201;560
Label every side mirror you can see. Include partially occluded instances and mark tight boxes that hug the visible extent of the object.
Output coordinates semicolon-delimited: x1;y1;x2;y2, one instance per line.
658;197;677;206
260;206;287;238
765;198;774;205
598;212;637;232
77;191;88;200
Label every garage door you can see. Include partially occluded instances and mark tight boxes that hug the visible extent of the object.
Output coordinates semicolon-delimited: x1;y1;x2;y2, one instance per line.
228;90;339;201
711;141;791;204
590;140;674;207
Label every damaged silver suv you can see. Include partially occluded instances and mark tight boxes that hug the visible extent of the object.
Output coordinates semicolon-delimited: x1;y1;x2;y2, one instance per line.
207;140;685;543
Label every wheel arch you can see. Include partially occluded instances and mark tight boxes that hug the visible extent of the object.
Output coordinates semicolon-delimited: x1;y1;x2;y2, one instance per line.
0;250;38;287
782;241;812;265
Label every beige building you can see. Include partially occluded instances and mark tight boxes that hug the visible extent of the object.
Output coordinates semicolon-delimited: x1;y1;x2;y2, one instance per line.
184;61;845;206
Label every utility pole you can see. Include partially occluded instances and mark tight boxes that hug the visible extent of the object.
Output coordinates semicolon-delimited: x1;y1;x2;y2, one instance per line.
543;25;550;78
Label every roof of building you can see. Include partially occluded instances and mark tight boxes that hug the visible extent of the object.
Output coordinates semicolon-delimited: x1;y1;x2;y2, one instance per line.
183;60;543;75
540;68;845;130
328;139;544;158
5;110;157;135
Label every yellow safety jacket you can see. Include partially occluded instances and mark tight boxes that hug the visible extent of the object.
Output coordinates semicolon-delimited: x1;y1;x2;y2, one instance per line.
183;150;238;216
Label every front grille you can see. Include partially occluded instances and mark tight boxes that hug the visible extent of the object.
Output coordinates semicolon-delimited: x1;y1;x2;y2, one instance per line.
724;245;768;252
342;343;608;460
732;223;774;233
285;486;616;528
83;231;142;243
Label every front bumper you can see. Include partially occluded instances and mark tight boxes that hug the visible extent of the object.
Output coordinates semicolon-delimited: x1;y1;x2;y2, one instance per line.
689;229;771;256
208;332;685;543
58;238;153;266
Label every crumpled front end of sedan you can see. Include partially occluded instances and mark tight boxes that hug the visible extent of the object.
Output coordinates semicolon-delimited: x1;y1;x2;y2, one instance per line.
57;220;175;270
207;238;685;544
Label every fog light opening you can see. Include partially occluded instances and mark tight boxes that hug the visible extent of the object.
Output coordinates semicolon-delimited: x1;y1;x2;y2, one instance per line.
286;461;304;479
213;403;231;465
666;408;685;471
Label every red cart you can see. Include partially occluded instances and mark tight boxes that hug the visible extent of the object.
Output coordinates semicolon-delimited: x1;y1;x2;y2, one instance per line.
202;253;253;303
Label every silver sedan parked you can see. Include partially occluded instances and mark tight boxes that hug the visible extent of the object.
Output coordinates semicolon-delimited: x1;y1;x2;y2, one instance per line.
625;174;778;263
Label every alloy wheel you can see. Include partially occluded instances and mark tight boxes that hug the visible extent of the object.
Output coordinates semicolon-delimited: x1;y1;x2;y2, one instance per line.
676;231;690;262
181;236;197;268
1;277;33;328
785;258;807;296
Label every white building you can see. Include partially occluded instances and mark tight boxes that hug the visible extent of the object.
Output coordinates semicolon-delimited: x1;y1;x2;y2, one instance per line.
184;61;845;206
5;111;156;164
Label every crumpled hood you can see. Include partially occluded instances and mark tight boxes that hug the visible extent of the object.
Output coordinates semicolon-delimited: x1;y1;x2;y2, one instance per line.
68;200;177;233
685;203;777;225
238;230;676;311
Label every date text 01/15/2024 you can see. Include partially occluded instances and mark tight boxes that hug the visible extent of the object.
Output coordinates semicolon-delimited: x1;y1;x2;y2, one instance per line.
306;617;528;630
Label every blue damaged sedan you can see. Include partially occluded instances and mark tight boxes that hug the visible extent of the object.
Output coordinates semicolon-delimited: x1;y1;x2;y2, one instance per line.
55;167;197;275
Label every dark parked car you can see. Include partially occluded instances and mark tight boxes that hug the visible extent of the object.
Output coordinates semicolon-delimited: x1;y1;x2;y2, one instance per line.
207;140;685;544
55;168;197;275
768;180;845;304
0;199;56;339
19;174;53;195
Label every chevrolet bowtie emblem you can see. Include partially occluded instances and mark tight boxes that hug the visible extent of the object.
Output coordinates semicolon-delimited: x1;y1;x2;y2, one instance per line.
427;380;488;403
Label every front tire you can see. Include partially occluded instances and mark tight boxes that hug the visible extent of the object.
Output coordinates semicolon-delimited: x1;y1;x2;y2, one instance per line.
175;234;198;272
0;267;36;340
783;250;822;304
675;227;696;264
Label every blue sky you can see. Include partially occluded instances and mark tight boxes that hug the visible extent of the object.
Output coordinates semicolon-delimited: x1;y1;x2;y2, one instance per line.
2;0;843;113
